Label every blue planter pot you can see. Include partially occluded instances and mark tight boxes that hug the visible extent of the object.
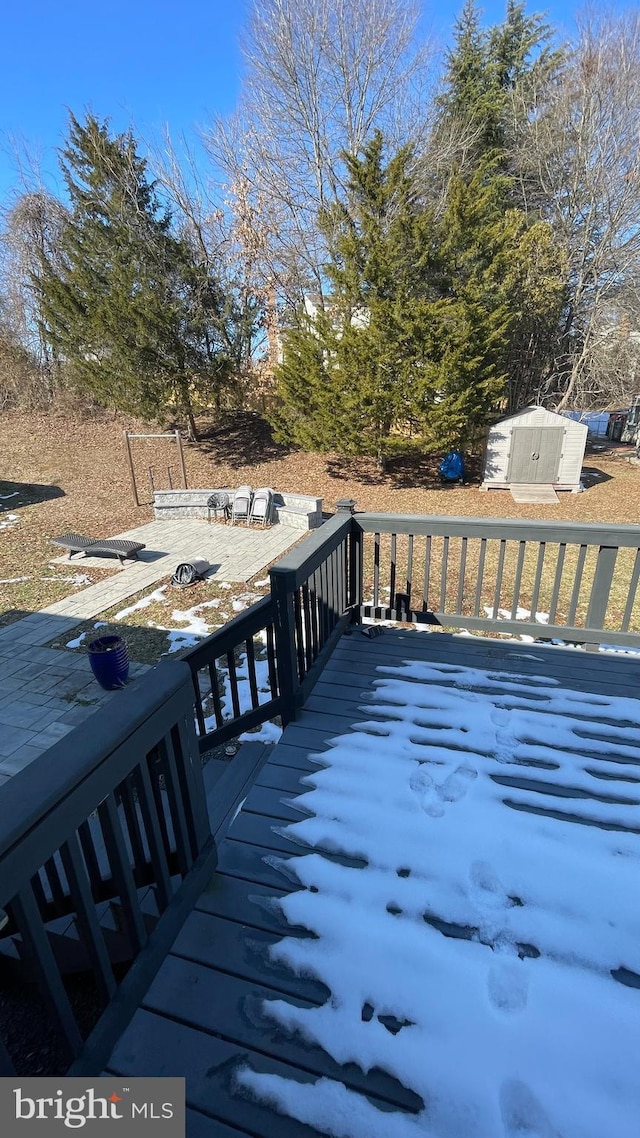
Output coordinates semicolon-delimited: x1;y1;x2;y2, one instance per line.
87;635;129;690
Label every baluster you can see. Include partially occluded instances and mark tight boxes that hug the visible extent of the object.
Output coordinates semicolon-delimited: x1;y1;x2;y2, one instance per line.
12;885;83;1060
492;539;507;619
586;544;618;632
457;536;468;615
567;545;588;625
511;540;527;619
160;731;194;876
118;775;146;883
226;649;241;719
530;543;546;621
208;661;224;727
245;635;260;706
60;834;116;1003
266;622;279;698
622;549;640;632
191;669;206;737
406;534;414;610
440;536;450;612
548;543;566;625
474;539;487;617
98;795;147;953
423;534;432;611
293;591;305;681
134;761;172;911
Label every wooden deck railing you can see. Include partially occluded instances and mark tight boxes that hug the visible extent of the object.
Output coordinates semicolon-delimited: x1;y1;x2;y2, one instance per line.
2;508;639;1077
181;511;355;752
181;510;640;754
357;514;640;648
0;661;216;1077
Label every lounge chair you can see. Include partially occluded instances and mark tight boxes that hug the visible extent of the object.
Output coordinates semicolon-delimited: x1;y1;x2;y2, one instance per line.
231;486;252;524
52;533;146;564
249;487;273;526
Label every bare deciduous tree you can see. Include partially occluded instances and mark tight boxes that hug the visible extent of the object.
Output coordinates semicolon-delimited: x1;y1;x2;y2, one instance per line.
204;0;432;304
149;128;275;406
516;10;640;408
0;190;68;405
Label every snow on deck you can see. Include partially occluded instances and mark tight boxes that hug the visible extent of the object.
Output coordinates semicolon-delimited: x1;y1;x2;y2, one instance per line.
239;652;640;1138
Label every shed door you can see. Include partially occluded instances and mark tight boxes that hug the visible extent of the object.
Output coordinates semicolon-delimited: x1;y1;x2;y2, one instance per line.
507;427;564;483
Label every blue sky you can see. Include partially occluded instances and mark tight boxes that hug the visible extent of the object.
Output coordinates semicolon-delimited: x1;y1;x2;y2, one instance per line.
0;1;585;202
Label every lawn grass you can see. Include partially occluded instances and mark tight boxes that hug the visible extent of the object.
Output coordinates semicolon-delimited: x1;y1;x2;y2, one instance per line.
44;575;271;666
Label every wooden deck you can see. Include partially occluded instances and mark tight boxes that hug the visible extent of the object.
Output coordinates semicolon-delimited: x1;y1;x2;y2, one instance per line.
104;628;640;1136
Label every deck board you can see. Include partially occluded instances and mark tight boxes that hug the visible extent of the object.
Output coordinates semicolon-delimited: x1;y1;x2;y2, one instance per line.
140;955;421;1113
185;1109;253;1138
105;627;640;1135
107;1011;336;1138
170;910;329;1002
194;876;300;937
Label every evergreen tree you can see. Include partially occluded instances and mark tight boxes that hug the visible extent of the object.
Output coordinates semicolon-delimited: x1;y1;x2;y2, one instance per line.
438;1;560;176
273;134;438;466
35;113;230;437
273;135;520;461
434;3;566;410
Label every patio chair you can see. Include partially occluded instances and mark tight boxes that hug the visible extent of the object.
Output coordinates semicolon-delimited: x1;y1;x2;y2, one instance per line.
249;487;274;526
231;485;253;524
207;492;231;523
51;533;146;564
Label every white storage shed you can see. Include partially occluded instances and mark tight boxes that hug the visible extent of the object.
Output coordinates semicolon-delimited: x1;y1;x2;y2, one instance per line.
480;405;587;493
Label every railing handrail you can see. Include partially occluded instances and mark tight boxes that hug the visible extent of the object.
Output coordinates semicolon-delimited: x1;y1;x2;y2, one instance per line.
268;511;353;587
181;594;274;670
0;661;205;909
354;512;640;547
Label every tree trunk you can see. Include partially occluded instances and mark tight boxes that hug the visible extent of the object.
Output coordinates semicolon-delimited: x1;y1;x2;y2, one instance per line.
175;372;199;442
186;409;199;443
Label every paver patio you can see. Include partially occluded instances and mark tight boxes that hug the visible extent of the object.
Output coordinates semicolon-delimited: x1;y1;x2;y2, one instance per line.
0;518;303;781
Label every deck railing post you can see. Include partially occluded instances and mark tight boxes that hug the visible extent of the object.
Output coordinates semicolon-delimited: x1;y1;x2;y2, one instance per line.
585;544;618;646
270;567;300;725
349;518;363;612
336;501;360;615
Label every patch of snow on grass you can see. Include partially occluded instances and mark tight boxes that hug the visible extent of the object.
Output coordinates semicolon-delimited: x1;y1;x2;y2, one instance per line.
0;513;20;530
237;657;640;1138
115;586;167;620
0;576;31;584
66;631;88;649
254;577;270;586
170;608;211;638
483;605;550;643
164;629;203;653
484;604;549;624
43;573;92;586
65;620;108;650
154;596;229;653
232;592;264;613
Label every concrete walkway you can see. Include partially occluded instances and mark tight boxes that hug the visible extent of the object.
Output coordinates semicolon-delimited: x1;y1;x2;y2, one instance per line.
0;519;303;783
